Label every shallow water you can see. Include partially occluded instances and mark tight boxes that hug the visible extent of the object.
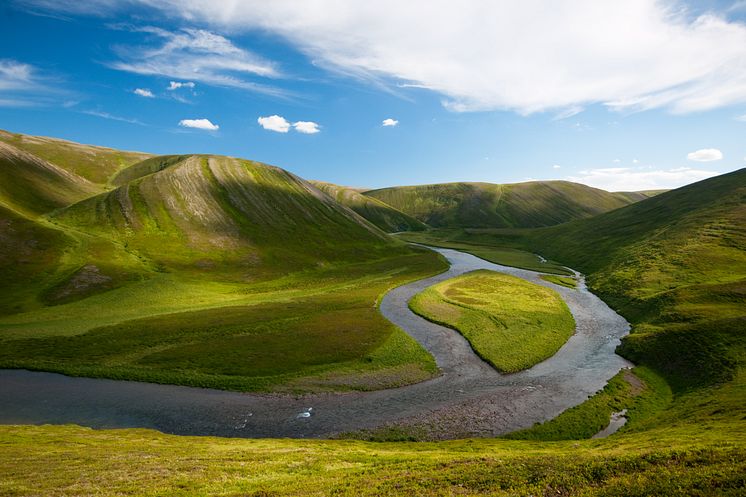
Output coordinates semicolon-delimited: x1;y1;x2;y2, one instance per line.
593;409;628;438
0;247;632;439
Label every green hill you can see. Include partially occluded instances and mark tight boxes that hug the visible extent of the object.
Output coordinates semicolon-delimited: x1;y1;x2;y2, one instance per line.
0;129;151;185
55;156;394;277
364;180;643;228
0;141;446;392
408;168;746;431
0;140;99;217
310;180;427;232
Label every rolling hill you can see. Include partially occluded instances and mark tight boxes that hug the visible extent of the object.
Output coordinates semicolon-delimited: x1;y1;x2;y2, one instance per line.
365;180;651;228
409;168;746;435
55;155;395;278
0;129;151;185
310;180;427;232
0;141;99;218
0;135;447;392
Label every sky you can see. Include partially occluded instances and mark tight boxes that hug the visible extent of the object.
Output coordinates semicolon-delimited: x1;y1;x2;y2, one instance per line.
1;1;746;191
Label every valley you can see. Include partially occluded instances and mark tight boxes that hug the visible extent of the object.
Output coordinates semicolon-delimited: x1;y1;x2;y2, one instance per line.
0;130;743;495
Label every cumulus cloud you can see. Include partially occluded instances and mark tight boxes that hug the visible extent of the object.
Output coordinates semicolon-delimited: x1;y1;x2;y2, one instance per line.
178;118;219;130
107;26;286;97
258;115;290;133
133;88;154;98
687;148;723;162
293;121;320;134
567;166;720;191
168;81;195;90
382;118;398;127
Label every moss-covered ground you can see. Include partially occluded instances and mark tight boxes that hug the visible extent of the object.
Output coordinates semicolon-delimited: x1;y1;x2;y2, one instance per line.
409;270;575;372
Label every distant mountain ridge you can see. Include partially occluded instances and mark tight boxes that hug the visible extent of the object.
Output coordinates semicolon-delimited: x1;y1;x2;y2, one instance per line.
364;180;651;228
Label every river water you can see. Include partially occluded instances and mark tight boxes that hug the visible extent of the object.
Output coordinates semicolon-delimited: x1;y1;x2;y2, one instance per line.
0;247;631;439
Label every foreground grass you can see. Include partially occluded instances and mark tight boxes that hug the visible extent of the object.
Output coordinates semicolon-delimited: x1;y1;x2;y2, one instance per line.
409;270;575;373
1;423;744;496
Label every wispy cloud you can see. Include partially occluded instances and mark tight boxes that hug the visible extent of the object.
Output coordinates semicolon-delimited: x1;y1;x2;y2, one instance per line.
82;109;146;125
168;81;195;91
0;58;69;107
567;166;720;191
16;1;746;115
107;26;289;98
178;118;219;131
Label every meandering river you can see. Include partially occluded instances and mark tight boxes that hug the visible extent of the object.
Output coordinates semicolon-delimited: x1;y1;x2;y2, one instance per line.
0;247;632;439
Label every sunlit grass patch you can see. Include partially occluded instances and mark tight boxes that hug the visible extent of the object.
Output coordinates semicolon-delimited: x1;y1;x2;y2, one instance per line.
409;270;575;372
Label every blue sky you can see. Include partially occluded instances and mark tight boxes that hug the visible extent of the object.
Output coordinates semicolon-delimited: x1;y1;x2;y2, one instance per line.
1;1;745;191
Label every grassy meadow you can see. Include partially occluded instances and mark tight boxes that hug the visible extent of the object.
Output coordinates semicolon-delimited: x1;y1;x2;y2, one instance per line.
0;139;450;392
409;270;575;372
1;422;743;496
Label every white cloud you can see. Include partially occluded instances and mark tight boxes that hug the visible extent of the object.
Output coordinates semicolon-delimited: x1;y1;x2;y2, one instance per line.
687;148;723;162
736;114;746;122
632;159;640;164
133;88;154;98
107;26;286;97
19;1;746;114
552;164;561;169
70;0;746;115
0;59;34;91
293;121;320;134
168;81;195;90
567;166;720;191
258;115;290;133
178;118;219;130
382;118;398;127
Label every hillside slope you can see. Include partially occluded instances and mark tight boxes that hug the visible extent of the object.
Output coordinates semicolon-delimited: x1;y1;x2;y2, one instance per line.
426;168;746;397
54;155;394;278
0;129;151;184
310;180;427;232
365;180;642;228
0;141;99;217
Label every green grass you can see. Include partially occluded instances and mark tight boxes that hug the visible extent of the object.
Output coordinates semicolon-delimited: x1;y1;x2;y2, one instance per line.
0;251;446;393
1;423;744;496
396;230;573;275
0;129;150;184
409;270;575;373
0;137;451;392
365;180;645;229
540;274;577;288
311;180;427;232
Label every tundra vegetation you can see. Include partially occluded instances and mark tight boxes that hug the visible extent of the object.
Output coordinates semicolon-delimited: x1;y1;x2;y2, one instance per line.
0;130;744;495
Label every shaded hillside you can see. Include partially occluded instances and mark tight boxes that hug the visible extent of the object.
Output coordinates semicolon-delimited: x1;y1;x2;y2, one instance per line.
310;180;427;232
0;129;151;184
111;155;193;186
54;156;396;278
365;180;642;228
430;168;746;393
0;141;99;217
